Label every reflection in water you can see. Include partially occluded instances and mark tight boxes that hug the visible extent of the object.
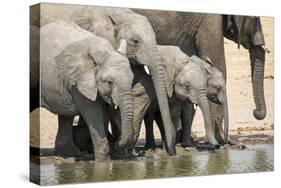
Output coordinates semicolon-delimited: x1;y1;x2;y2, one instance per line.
206;150;230;175
32;144;273;185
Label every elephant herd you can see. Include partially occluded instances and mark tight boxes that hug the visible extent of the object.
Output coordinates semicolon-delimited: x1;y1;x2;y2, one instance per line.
30;4;268;161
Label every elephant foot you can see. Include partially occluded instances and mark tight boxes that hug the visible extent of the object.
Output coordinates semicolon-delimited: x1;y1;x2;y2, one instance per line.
165;145;176;156
181;139;194;148
196;143;220;151
54;143;81;158
144;141;156;150
227;138;235;145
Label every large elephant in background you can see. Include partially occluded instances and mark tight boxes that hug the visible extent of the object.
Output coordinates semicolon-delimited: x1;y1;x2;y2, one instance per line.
223;15;267;120
30;25;40;112
133;8;267;143
30;3;176;155
40;20;134;160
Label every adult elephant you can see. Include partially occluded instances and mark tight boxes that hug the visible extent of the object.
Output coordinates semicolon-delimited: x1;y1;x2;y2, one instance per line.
40;20;134;160
31;3;176;155
223;15;267;120
133;9;267;143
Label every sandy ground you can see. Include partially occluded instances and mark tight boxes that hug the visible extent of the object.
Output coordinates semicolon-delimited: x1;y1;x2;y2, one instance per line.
30;17;274;149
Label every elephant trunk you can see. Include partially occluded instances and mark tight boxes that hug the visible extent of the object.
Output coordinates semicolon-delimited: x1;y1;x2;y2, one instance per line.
250;45;266;120
198;89;218;145
222;91;229;144
148;46;176;155
118;88;134;148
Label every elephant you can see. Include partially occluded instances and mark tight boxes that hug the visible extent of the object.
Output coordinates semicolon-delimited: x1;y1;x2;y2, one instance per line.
132;9;267;144
40;20;134;160
73;45;228;154
223;15;267;120
31;3;176;155
144;56;229;149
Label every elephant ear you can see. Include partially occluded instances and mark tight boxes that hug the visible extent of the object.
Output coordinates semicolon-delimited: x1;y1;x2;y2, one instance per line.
108;14;125;38
190;55;213;75
55;45;98;102
162;57;176;98
251;17;265;46
233;16;245;49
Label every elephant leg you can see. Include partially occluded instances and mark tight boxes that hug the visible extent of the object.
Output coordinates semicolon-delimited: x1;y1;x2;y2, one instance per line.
154;111;167;150
71;88;110;161
144;112;156;150
181;102;196;147
191;15;226;145
54;115;81;158
106;105;121;143
133;95;151;146
210;102;225;144
73;116;93;153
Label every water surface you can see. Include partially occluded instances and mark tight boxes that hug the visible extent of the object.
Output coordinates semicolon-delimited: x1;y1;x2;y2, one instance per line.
30;144;273;185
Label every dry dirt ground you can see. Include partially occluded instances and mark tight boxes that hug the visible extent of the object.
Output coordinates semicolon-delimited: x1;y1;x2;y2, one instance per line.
30;17;274;149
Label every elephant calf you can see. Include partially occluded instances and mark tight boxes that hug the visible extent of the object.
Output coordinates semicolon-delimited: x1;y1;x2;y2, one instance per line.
40;20;134;160
131;46;229;149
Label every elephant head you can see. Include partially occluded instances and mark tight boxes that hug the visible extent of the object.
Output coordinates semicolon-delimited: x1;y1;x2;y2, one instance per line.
56;36;134;148
192;56;229;144
223;15;267;120
158;46;228;145
71;7;176;155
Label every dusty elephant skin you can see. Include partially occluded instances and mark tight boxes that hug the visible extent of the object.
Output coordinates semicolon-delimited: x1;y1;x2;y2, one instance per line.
38;20;134;160
30;3;176;155
73;46;228;154
133;9;268;144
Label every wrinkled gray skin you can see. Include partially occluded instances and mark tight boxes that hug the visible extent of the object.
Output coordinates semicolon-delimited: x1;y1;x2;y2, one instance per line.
40;20;134;160
30;25;40;112
31;3;176;155
73;46;228;153
133;9;267;144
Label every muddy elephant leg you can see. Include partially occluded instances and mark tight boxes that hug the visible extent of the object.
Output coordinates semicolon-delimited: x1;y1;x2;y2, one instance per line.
132;94;151;146
54;115;81;158
71;88;110;161
144;112;156;150
181;102;196;147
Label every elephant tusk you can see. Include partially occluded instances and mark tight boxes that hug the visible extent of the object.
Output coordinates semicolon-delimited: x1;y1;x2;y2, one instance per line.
193;104;197;110
261;45;270;53
144;65;150;75
114;105;118;110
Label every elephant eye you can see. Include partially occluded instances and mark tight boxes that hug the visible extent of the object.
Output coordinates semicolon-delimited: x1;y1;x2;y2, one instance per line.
185;84;190;90
107;80;113;86
214;85;221;90
129;36;140;46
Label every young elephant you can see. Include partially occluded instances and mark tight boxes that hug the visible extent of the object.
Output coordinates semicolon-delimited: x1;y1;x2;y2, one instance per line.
144;53;229;149
137;46;229;149
40;20;134;160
